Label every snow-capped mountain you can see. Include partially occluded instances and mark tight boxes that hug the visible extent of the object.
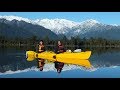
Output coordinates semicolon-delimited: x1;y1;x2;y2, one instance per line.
0;15;33;23
67;20;120;40
0;16;79;34
70;19;101;34
79;19;100;27
0;17;58;39
34;18;79;34
1;15;120;40
35;18;120;40
34;19;104;35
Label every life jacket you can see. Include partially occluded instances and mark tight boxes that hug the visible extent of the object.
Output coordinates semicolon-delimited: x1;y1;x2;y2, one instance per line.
38;44;45;53
58;44;65;53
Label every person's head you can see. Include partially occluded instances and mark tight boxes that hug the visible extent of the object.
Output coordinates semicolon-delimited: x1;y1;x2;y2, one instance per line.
58;41;62;46
39;40;44;45
40;66;43;71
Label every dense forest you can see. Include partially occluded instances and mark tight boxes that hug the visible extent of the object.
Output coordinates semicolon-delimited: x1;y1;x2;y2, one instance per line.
0;35;120;48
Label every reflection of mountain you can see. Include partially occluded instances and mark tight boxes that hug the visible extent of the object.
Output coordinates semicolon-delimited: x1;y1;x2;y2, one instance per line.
1;47;120;73
1;61;120;75
0;58;37;73
0;63;96;75
0;48;37;73
90;51;120;68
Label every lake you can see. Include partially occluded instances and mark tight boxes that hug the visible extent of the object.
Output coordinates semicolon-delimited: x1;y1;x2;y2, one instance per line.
0;46;120;78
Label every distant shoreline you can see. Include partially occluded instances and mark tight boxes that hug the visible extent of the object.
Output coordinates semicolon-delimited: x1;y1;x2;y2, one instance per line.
0;44;120;48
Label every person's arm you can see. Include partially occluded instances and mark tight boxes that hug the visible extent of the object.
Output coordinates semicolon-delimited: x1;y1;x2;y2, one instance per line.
39;50;44;52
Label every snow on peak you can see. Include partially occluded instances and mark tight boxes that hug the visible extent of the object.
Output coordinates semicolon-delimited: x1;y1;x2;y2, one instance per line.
35;18;79;28
0;16;111;35
0;15;32;23
80;19;99;26
110;24;119;26
85;19;99;23
34;18;80;34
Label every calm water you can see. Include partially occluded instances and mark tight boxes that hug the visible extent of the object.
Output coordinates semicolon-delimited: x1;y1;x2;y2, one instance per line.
0;46;120;78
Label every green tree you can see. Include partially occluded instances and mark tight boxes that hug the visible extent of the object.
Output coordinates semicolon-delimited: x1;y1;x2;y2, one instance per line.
61;35;68;45
44;36;50;45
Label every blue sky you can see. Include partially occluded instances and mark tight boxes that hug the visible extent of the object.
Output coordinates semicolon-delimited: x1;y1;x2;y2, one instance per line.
0;12;120;25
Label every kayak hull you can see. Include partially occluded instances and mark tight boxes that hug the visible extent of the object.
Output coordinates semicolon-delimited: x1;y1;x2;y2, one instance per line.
26;51;92;67
26;51;91;61
56;51;91;60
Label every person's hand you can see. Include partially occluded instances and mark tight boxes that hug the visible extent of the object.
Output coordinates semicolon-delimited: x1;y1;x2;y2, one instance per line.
39;50;43;52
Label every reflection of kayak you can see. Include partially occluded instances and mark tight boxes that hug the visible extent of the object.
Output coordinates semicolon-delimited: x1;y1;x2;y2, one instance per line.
47;59;91;67
26;51;91;67
57;58;91;68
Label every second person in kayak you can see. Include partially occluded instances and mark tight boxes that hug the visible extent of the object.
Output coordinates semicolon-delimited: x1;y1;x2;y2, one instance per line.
55;40;66;54
54;41;66;73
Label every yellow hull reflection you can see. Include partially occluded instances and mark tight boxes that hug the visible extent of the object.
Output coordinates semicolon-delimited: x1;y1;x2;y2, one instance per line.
26;51;92;67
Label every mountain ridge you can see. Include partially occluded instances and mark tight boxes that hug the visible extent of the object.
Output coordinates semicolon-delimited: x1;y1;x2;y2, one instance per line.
0;15;120;40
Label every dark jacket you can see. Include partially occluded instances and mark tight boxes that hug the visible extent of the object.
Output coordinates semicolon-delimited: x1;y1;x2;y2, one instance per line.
54;61;64;70
55;44;66;54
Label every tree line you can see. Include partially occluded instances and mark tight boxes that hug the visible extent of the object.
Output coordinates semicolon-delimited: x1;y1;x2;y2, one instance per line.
0;35;120;47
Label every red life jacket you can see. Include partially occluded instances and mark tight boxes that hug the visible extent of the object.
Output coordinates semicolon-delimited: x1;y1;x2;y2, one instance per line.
58;44;65;53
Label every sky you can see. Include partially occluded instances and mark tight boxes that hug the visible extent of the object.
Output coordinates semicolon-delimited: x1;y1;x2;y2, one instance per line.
0;12;120;25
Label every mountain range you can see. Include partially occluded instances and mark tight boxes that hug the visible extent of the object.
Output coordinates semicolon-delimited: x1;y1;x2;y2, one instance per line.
0;15;120;40
0;16;58;39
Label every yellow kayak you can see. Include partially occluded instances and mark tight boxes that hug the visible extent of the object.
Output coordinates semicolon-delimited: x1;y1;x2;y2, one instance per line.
26;51;92;67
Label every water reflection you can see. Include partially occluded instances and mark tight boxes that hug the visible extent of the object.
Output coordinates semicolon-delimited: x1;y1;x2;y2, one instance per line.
36;58;91;73
37;59;45;71
54;61;64;73
0;63;95;76
90;51;120;68
37;59;65;73
1;46;120;75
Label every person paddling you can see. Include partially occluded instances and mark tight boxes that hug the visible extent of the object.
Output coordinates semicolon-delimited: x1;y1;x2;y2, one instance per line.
38;40;45;53
37;40;45;71
55;40;66;54
54;41;66;73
